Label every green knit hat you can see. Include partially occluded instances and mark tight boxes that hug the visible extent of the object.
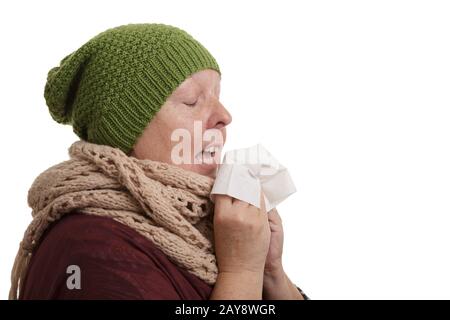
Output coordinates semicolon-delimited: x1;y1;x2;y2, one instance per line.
44;23;221;154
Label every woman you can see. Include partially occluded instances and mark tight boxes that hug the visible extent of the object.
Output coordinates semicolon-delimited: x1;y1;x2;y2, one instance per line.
10;23;308;300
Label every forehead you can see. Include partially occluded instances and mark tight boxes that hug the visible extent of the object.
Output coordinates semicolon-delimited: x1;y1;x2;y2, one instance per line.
175;69;221;93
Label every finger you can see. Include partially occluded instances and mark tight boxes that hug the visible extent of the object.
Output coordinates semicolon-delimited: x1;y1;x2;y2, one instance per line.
232;198;250;208
259;189;267;214
214;194;232;209
268;207;282;223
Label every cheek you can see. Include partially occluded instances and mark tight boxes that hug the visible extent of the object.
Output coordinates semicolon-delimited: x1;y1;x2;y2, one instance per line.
157;116;194;162
158;105;214;168
136;118;177;162
164;108;204;143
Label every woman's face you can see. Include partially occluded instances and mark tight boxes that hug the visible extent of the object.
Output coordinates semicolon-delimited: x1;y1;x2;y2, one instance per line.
130;69;232;178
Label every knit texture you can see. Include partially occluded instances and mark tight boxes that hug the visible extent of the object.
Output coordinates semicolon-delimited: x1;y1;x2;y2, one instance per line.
9;140;217;300
44;23;221;154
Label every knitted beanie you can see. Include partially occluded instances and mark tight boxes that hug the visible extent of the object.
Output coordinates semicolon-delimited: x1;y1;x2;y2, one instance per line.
44;23;221;154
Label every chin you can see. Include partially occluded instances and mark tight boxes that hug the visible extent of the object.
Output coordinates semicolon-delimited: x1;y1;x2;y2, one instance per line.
188;163;219;178
205;168;217;179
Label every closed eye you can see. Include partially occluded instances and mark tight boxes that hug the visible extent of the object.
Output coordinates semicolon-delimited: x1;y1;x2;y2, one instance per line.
184;100;198;107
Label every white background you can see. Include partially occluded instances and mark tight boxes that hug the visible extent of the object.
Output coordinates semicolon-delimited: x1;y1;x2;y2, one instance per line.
1;0;449;299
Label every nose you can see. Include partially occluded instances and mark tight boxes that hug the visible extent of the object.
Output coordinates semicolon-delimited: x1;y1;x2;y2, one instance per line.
207;99;232;130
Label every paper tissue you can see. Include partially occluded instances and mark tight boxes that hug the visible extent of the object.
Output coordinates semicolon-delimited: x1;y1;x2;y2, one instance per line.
210;144;297;211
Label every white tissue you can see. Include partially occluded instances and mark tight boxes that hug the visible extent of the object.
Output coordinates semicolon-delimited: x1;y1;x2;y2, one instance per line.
210;144;297;211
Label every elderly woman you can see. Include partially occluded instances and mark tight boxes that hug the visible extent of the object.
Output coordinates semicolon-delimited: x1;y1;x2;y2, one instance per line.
10;23;308;300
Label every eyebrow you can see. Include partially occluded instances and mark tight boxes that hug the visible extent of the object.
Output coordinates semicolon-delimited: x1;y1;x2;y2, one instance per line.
177;78;198;92
175;77;220;98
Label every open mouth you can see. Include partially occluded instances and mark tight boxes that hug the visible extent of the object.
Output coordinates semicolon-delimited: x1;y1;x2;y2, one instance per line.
195;144;222;164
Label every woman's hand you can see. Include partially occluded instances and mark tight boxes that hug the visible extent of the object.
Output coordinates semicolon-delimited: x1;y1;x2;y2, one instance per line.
264;207;284;273
262;207;305;300
210;192;271;299
213;192;271;274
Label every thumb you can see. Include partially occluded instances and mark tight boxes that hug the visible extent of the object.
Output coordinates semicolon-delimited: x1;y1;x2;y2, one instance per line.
259;188;267;214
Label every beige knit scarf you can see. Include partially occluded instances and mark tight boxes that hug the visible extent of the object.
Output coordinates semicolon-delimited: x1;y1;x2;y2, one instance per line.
9;140;218;300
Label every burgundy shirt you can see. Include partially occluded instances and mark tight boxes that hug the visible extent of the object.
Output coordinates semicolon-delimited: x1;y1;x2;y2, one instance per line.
20;213;213;299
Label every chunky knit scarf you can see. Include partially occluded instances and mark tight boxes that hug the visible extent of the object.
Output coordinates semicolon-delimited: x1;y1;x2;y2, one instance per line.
10;140;218;300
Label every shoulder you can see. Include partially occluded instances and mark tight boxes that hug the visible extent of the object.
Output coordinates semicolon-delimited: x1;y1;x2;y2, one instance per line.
21;213;209;299
44;213;155;262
